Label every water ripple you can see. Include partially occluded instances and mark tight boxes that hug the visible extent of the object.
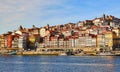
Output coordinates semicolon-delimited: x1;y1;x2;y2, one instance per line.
0;61;118;66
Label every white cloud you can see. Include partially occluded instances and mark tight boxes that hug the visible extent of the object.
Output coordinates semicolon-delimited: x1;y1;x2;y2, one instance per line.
2;0;117;34
0;0;66;34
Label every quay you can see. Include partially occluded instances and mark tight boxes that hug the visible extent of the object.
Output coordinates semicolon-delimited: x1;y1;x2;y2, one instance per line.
0;47;120;56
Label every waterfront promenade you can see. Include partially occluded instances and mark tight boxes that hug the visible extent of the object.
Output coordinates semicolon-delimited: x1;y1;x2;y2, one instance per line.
0;47;120;56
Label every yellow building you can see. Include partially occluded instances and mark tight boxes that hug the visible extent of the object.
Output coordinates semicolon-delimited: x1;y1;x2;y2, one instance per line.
97;31;113;51
104;31;113;50
97;34;105;51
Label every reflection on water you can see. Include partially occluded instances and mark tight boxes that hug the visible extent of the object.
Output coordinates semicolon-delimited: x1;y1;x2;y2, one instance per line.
0;61;115;66
0;56;120;72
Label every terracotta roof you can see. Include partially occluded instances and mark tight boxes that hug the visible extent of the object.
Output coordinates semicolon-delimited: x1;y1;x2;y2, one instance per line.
91;25;98;28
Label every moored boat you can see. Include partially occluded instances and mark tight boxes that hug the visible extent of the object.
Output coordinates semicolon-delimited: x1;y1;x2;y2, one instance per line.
6;51;17;55
59;52;67;56
96;52;115;56
1;51;17;55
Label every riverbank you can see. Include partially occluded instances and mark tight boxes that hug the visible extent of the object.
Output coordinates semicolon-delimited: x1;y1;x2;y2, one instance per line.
1;47;120;56
1;50;120;56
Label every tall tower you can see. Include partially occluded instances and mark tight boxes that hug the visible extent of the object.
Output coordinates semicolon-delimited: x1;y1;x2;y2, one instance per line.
46;24;49;30
102;14;106;25
103;14;106;21
18;25;23;30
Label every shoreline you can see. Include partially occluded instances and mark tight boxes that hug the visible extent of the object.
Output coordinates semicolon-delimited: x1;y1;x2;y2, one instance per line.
0;50;120;56
0;47;120;56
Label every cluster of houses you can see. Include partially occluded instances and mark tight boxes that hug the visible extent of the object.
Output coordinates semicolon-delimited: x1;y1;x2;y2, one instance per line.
0;14;120;52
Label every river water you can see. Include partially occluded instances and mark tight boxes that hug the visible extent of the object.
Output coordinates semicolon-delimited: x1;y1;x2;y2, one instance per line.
0;55;120;72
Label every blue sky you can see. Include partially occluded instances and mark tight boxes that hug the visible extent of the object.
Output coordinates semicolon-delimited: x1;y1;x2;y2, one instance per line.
0;0;120;34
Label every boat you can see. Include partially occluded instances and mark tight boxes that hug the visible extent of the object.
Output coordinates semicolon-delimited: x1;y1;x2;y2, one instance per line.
59;52;67;56
7;51;17;55
96;52;115;56
1;51;17;55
